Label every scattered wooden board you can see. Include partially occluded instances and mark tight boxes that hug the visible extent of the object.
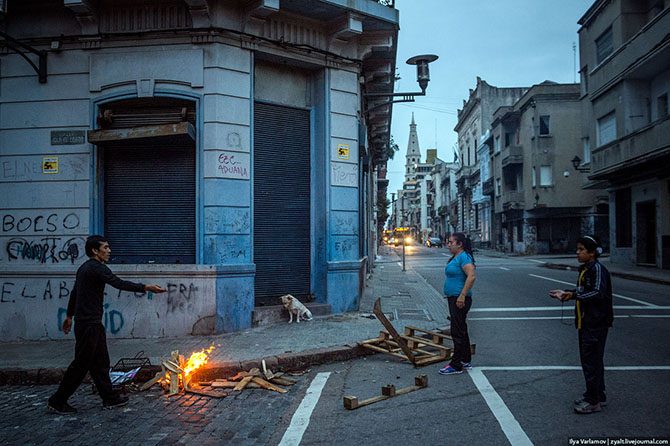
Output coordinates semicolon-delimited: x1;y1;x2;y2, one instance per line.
343;375;428;410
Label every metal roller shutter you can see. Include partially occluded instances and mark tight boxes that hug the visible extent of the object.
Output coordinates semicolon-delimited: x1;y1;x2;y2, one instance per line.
253;102;311;304
104;143;195;264
101;98;196;264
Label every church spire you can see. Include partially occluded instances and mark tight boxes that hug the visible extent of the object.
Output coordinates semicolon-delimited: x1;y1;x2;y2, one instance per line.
405;114;421;182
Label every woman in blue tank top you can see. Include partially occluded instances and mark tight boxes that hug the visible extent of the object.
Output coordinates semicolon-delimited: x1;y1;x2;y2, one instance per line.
439;232;476;375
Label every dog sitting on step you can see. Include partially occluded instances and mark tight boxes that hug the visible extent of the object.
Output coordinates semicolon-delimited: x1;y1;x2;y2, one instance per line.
279;294;313;323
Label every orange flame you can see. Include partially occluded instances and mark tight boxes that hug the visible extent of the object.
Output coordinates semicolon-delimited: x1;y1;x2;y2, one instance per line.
183;345;215;377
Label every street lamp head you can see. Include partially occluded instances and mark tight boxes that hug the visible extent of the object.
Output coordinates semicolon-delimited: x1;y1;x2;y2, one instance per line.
571;155;582;170
406;54;438;93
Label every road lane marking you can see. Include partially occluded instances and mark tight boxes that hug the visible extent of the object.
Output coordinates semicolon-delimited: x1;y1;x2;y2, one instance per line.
470;305;670;312
528;273;657;306
469;369;533;446
527;259;546;264
278;372;331;446
470;314;670;321
499;267;511;271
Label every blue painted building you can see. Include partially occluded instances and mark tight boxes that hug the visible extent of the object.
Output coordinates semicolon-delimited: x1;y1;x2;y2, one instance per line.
0;0;398;340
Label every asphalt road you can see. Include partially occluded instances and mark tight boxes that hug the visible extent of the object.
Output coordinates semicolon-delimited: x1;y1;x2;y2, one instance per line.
2;247;669;445
283;247;670;445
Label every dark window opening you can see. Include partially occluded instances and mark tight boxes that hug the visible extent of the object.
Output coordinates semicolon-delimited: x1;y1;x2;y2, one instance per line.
539;115;550;135
615;188;632;247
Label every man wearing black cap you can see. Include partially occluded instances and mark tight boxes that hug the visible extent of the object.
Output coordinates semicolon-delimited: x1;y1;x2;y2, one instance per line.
549;235;613;414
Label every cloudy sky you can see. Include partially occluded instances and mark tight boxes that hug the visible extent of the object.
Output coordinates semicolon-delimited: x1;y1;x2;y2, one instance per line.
386;0;595;196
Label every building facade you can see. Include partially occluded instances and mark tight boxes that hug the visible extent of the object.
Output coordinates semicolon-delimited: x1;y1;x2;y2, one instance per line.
0;0;399;340
454;77;527;242
491;82;607;254
578;0;670;269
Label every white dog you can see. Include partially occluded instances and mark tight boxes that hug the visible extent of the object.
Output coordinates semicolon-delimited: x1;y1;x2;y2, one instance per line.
280;294;313;323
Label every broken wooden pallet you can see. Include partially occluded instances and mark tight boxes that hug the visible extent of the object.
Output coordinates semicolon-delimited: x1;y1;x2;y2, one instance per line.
343;375;428;410
359;298;475;366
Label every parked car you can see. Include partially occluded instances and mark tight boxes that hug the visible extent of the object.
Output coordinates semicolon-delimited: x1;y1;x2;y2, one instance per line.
425;237;443;248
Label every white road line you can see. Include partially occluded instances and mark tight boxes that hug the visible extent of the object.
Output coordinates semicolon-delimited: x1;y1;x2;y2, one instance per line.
528;274;657;307
499;267;511;271
527;259;546;264
470;314;670;321
469;368;533;446
278;372;331;446
477;366;670;371
470;305;670;312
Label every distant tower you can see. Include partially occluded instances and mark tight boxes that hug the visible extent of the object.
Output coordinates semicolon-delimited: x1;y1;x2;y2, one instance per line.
405;113;421;182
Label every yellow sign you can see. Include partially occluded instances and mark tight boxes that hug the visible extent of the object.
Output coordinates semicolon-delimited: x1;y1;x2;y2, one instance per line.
337;144;350;160
42;156;59;174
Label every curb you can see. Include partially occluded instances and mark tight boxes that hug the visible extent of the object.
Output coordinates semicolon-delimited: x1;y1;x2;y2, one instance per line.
543;263;670;286
0;344;376;386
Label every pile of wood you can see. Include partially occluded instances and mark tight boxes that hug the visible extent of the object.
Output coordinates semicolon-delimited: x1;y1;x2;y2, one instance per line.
202;365;296;394
140;355;296;398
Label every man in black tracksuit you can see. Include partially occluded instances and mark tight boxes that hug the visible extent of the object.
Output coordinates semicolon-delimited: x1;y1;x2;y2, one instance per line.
47;235;166;414
550;235;613;414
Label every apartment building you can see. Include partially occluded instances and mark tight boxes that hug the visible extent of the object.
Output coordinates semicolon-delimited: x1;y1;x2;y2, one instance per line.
454;78;527;241
491;82;606;254
578;0;670;269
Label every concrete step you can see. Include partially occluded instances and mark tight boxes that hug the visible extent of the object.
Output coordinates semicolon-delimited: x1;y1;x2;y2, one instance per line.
252;303;332;327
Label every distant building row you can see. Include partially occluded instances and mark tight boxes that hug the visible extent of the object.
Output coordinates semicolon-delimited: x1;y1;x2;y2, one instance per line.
392;0;669;270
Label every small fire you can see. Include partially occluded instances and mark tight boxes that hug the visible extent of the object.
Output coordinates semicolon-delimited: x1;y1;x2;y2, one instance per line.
183;345;215;377
160;345;215;392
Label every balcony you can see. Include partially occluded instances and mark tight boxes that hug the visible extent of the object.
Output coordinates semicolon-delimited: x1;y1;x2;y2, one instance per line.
501;191;524;209
501;145;523;167
590;116;670;180
589;8;670;98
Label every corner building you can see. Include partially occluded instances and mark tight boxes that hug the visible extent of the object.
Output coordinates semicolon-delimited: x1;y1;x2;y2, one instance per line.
0;0;399;339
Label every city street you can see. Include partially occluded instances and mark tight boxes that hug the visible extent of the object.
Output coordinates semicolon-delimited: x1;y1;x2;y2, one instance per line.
2;247;669;445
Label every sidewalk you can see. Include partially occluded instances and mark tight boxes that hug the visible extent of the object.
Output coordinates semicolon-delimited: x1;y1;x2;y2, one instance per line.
477;248;670;285
1;246;447;385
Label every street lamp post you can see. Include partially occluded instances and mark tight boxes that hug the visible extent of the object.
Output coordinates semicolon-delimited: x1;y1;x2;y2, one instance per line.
401;195;406;272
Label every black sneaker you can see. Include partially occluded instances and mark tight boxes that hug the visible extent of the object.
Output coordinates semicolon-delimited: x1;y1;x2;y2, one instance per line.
47;398;77;414
102;395;129;409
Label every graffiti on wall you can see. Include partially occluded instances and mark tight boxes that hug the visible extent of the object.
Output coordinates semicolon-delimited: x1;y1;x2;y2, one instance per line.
2;212;82;234
331;162;357;187
5;236;83;264
1;279;201;335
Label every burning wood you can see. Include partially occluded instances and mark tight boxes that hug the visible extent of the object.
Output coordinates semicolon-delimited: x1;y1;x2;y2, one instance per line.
138;346;296;398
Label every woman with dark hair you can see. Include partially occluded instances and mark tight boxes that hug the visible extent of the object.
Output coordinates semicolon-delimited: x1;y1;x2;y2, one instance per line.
439;232;476;375
549;235;613;414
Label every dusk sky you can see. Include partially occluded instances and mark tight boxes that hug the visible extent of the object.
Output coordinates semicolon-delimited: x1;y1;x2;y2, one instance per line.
387;0;595;196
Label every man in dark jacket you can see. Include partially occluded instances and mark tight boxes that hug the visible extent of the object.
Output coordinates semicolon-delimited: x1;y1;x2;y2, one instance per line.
550;235;613;414
48;235;166;414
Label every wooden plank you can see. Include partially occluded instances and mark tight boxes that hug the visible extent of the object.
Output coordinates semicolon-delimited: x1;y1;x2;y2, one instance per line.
343;375;428;410
87;122;195;144
212;381;261;389
234;376;254;391
186;388;227;398
400;335;452;352
251;377;288;394
140;371;165;391
360;344;410;360
269;377;296;386
372;298;416;364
